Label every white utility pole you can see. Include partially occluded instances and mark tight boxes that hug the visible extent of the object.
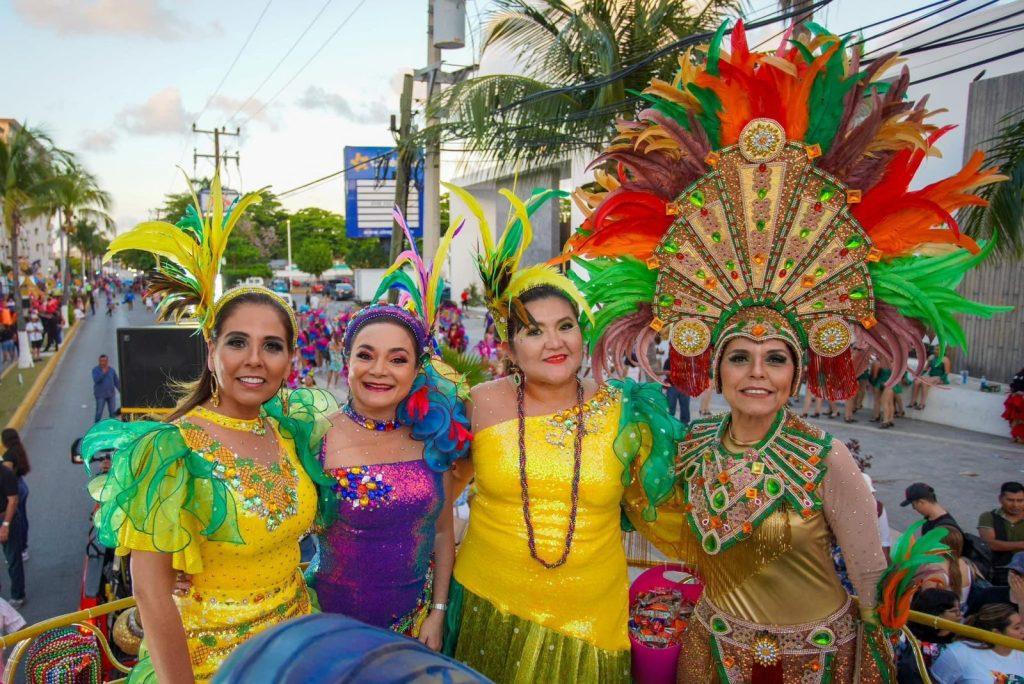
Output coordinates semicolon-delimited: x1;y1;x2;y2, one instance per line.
422;0;442;259
286;219;293;273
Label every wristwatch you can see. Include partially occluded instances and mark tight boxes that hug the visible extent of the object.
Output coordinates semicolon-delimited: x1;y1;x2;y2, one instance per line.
431;603;448;612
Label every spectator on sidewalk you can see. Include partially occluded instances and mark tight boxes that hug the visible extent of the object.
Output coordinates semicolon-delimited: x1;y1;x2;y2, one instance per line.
896;588;961;684
0;430;29;562
24;312;43;362
902;482;961;535
0;319;14;369
979;482;1024;586
0;459;24;608
930;603;1024;683
91;354;120;422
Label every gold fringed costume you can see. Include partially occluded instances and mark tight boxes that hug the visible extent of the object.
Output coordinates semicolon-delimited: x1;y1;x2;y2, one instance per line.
626;410;893;683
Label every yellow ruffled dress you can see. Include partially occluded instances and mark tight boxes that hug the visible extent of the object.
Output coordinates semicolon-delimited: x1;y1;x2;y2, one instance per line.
444;380;683;683
83;392;335;682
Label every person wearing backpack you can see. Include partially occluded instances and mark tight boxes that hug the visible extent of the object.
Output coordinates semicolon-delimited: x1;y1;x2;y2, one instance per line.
978;481;1024;586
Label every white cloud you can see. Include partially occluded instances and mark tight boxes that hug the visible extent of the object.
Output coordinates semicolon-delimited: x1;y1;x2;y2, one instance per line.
206;95;279;130
12;0;210;41
118;87;193;136
80;130;117;152
295;86;390;125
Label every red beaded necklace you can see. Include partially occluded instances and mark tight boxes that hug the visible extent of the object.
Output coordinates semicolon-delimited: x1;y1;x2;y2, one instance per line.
517;377;585;569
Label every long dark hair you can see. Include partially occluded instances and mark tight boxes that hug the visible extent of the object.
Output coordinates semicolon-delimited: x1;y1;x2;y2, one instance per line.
908;588;959;644
0;428;30;476
166;292;296;422
964;603;1018;649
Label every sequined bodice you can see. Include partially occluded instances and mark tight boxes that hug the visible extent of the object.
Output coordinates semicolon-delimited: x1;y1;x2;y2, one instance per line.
454;385;632;652
310;458;443;629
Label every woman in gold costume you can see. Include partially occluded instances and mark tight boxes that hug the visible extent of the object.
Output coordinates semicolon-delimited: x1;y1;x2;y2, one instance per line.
82;176;336;683
442;188;683;683
568;20;1009;683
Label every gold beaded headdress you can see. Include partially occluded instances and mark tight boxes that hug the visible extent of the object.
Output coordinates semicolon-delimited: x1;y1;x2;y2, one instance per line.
567;21;1009;400
105;172;298;345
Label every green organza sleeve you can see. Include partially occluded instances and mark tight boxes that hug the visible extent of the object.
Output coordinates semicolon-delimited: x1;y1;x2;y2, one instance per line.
264;388;340;527
82;419;243;575
609;379;694;561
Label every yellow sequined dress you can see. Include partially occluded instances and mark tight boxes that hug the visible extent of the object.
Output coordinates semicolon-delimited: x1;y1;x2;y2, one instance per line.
83;392;335;682
444;379;684;683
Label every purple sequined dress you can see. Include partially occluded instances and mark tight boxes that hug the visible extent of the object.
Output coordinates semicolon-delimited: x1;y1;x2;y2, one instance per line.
309;457;443;634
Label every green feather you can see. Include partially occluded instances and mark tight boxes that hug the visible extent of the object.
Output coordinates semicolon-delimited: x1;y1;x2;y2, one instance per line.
706;21;730;77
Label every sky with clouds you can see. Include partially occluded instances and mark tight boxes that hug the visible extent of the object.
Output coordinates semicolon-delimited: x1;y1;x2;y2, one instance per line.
4;0;1000;236
2;0;480;231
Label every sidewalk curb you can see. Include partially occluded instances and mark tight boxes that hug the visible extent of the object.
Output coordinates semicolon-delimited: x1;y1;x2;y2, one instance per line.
5;320;82;431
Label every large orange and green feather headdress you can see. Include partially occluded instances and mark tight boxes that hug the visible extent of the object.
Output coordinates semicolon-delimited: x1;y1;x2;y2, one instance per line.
104;171;297;344
566;20;1010;399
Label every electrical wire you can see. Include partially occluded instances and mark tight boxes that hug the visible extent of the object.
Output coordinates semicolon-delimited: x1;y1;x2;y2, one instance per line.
861;0;997;55
237;0;369;128
910;43;1024;84
276;149;392;198
226;0;336;124
195;0;274;124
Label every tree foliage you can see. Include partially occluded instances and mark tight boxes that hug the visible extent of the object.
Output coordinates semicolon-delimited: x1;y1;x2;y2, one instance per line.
428;0;739;171
295;239;333;279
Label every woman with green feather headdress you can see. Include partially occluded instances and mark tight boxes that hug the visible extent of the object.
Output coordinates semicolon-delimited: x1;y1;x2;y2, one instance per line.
565;19;1012;684
81;172;337;682
440;185;686;683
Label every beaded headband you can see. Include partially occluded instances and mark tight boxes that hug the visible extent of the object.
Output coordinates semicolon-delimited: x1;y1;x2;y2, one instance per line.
342;304;432;359
210;285;299;346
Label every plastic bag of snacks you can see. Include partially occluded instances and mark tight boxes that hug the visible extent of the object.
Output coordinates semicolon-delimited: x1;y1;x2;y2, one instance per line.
629;588;693;648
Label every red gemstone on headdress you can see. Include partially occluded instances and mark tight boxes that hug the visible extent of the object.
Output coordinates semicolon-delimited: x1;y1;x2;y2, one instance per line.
779;269;787;277
731;271;739;280
700;208;709;216
758;163;766;172
839;294;849;302
839;248;850;257
814;202;823;212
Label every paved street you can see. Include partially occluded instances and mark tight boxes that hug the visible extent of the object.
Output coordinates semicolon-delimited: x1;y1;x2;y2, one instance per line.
12;303;154;624
8;299;1021;626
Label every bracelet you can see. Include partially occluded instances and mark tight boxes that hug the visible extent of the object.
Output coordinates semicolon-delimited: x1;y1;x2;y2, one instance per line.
431;602;448;612
1;522;9;527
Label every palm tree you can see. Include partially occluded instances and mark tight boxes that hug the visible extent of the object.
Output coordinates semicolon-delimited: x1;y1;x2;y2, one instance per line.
430;0;738;170
70;219;110;278
962;107;1024;262
0;123;57;366
41;159;113;312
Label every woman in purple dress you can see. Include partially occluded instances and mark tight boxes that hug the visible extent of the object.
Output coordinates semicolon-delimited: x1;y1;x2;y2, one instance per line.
307;218;471;650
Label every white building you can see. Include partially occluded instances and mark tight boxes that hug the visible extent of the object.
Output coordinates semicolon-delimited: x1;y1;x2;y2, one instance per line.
0;118;57;279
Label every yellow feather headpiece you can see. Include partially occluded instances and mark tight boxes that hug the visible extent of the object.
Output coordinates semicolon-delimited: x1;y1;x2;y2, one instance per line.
443;182;591;342
105;171;297;344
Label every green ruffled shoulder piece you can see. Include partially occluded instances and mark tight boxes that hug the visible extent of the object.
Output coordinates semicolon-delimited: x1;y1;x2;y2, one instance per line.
264;388;340;527
608;378;687;522
82;418;243;557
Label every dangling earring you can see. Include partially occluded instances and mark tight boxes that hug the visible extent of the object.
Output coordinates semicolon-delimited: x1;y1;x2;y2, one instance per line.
279;382;289;414
509;363;523;387
210;373;221;407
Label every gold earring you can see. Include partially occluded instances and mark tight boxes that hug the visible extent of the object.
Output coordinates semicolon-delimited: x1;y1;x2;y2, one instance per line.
211;373;221;407
279;382;289;414
509;363;523;387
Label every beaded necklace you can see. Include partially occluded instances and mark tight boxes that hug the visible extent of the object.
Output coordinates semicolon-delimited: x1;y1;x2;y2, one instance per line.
343;403;399;432
517;377;585;570
193;405;267;436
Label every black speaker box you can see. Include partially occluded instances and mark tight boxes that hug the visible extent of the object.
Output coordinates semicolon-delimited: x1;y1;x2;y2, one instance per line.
116;326;206;410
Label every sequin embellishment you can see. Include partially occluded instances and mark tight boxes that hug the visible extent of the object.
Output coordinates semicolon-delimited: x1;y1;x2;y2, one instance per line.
328;465;394;510
179;421;298;531
545;384;619;447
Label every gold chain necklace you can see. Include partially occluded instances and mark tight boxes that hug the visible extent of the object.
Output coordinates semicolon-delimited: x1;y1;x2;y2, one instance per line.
193;405;267;436
726;420;762;448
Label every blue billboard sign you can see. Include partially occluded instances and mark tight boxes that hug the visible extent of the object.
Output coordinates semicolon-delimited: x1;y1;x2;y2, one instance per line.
344;146;424;238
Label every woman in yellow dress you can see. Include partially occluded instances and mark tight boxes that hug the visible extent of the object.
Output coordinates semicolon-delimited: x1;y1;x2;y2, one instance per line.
567;21;1009;682
442;189;682;682
83;176;336;683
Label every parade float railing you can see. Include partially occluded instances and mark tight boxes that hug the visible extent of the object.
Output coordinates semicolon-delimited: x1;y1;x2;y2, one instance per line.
0;597;136;684
1;594;1021;683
